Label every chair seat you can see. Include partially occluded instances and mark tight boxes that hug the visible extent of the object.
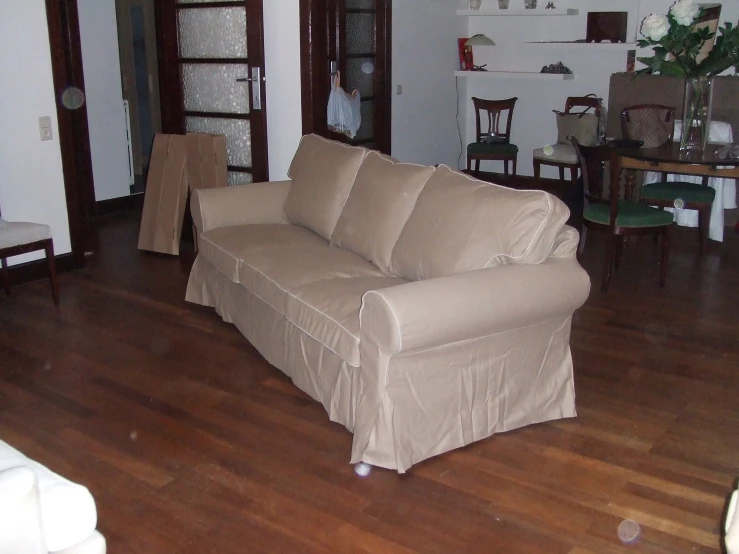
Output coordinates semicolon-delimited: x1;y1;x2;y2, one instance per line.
584;201;674;228
640;181;717;205
467;141;518;156
533;143;577;164
0;220;51;250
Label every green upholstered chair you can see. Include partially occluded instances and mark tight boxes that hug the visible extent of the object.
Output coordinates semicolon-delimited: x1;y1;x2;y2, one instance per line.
620;104;716;253
571;138;674;293
467;97;518;177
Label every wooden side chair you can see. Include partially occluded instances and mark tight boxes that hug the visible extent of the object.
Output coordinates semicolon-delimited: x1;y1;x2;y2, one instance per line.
533;95;601;187
0;206;59;306
621;104;716;253
571;137;674;293
467;97;518;177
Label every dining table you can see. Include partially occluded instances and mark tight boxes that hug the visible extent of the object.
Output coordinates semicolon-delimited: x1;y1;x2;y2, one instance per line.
608;143;739;240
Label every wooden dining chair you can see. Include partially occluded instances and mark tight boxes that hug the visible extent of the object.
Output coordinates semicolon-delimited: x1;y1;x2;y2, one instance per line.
571;138;674;293
0;205;59;306
533;95;601;187
621;104;716;253
467;97;518;177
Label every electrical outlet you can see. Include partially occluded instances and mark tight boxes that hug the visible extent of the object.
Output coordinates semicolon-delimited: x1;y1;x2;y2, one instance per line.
39;116;53;141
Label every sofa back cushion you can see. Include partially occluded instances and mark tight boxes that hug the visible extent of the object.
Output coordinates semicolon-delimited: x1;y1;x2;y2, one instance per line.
331;151;435;274
389;165;570;280
284;134;367;240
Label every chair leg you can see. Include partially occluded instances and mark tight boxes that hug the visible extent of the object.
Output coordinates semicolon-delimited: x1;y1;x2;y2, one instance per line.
1;257;9;296
43;239;59;306
467;155;472;173
697;206;710;254
503;159;509;177
659;225;673;288
511;156;517;177
570;166;579;188
577;227;588;259
559;166;566;181
614;236;624;270
474;159;481;176
533;160;541;181
601;235;617;293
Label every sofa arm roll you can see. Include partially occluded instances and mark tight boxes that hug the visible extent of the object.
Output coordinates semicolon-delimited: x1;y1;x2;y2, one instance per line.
360;257;590;354
191;180;292;234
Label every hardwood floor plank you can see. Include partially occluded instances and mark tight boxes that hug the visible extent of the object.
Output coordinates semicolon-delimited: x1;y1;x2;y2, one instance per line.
1;213;737;552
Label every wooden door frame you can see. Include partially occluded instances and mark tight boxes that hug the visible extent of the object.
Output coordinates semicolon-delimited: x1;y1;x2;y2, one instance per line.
299;0;392;154
45;0;96;270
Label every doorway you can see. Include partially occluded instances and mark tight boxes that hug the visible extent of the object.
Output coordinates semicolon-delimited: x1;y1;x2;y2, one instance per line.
300;0;391;154
115;0;162;194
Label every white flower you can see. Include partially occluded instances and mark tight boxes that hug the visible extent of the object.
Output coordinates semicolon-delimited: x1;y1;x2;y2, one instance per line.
670;0;700;26
641;14;670;41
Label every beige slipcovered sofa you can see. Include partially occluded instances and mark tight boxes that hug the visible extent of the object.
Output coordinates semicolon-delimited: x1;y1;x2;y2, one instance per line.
186;134;591;473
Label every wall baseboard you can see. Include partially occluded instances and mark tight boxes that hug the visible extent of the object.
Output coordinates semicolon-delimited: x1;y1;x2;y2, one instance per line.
5;253;76;288
95;193;143;216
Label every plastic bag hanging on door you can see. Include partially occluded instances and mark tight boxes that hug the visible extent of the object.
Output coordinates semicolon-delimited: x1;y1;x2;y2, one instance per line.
327;71;361;139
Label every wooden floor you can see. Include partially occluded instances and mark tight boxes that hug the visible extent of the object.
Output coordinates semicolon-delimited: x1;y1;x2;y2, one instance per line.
1;211;738;553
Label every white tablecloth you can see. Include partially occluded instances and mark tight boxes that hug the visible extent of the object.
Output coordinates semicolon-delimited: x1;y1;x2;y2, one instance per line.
644;120;736;242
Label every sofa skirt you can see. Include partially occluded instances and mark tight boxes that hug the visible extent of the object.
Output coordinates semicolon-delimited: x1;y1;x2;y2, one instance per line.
187;255;578;473
186;255;360;432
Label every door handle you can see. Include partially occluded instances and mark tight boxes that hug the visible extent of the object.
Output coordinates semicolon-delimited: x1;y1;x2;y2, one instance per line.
236;67;262;110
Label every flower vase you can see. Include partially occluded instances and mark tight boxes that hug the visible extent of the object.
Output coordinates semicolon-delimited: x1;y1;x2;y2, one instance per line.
680;76;714;152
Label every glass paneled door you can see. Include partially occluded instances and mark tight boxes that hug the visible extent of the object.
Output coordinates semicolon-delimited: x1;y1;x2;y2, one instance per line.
157;0;268;183
334;0;388;149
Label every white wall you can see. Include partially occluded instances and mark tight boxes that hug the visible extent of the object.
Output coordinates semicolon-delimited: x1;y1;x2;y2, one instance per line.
78;0;132;201
392;0;465;166
263;0;303;180
0;1;71;265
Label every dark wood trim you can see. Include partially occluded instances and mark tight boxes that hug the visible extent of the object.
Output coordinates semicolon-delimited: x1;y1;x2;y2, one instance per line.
154;0;184;134
244;0;268;182
3;253;75;288
95;193;144;217
300;0;326;136
185;111;252;120
377;0;392;154
45;0;96;268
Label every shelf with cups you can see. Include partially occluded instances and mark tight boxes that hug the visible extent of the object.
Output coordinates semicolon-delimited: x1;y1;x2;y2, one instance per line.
457;8;579;16
455;70;575;80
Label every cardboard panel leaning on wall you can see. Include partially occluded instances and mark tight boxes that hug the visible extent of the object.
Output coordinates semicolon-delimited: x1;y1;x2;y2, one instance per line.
138;134;189;255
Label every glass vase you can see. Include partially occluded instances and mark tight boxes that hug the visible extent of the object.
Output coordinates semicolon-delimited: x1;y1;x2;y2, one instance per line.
680;76;714;152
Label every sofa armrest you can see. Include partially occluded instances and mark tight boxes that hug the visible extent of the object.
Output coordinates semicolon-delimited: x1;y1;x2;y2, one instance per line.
191;180;292;234
360;257;590;355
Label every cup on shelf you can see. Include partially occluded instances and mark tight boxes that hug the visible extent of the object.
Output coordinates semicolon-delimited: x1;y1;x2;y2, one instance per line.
498;0;510;8
468;0;482;9
524;0;537;8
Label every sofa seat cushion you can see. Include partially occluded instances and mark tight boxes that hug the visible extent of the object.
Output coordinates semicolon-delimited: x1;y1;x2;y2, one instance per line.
199;224;327;282
390;165;570;280
284;134;368;240
0;440;97;552
286;276;406;366
238;245;385;316
331;151;435;275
